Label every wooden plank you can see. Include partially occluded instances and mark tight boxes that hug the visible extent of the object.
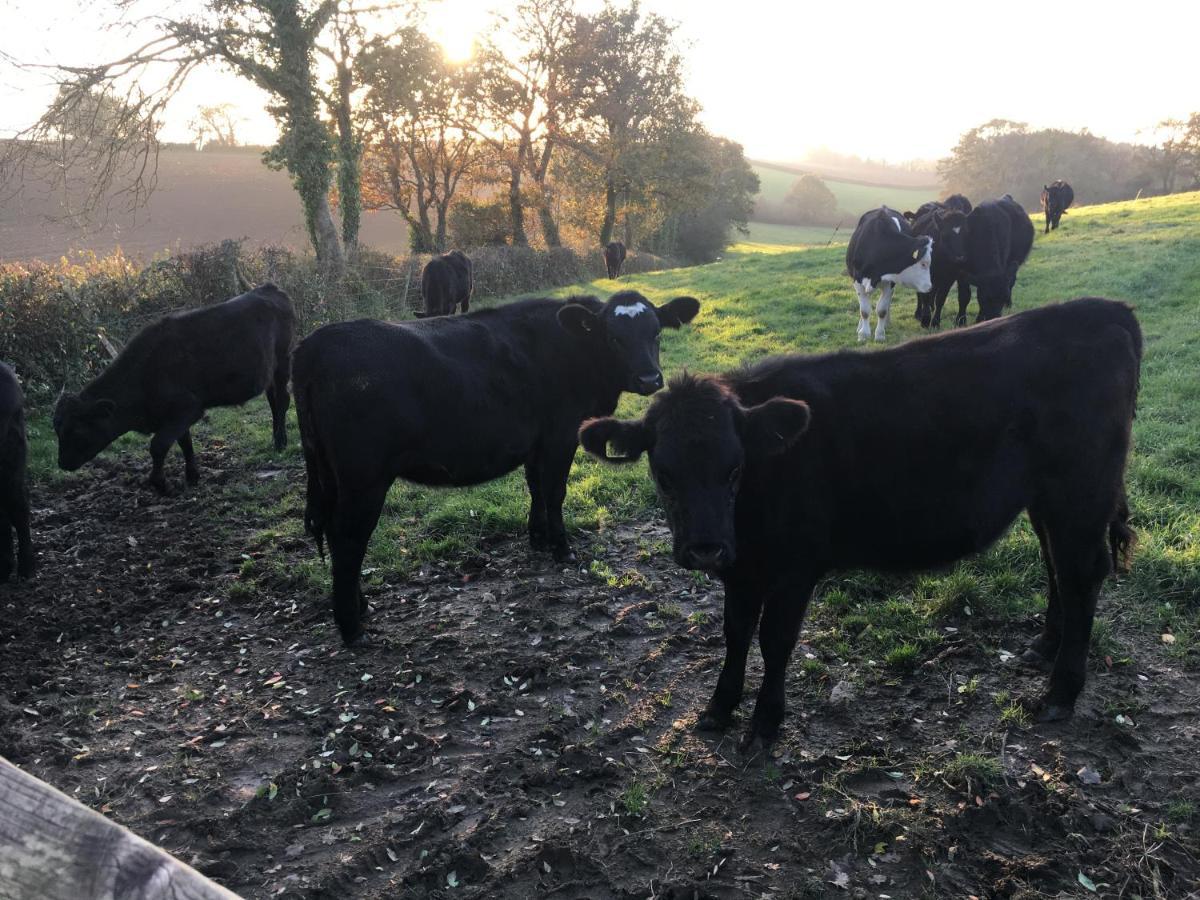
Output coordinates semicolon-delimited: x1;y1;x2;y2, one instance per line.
0;756;241;900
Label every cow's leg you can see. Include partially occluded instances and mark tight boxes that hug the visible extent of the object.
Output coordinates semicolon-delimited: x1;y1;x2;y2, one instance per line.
854;281;872;342
328;480;390;644
953;278;972;326
0;506;12;581
1022;512;1061;669
148;411;201;494
539;437;578;562
266;365;290;450
524;456;550;552
13;483;32;579
1037;520;1111;721
874;281;895;342
698;570;765;732
742;572;817;751
178;429;200;486
931;280;954;328
915;291;932;328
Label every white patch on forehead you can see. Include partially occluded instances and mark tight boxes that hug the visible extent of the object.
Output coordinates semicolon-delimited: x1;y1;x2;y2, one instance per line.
953;226;961;234
614;301;649;318
890;215;903;232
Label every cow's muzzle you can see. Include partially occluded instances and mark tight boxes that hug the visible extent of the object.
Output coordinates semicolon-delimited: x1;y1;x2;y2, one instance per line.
678;541;734;572
633;372;664;395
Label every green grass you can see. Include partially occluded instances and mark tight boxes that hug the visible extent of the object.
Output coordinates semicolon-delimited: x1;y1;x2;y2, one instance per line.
752;161;936;218
738;221;848;249
24;191;1200;655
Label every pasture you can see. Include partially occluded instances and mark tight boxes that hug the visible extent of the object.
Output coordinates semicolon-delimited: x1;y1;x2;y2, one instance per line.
752;160;937;220
6;192;1200;898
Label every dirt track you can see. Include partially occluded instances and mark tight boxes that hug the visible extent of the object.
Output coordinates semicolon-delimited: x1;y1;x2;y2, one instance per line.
2;443;1197;899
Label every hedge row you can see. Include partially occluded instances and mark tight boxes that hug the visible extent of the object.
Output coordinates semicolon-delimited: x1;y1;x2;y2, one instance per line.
0;240;675;405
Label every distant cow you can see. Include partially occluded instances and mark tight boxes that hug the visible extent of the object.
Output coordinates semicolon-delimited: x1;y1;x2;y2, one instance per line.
961;196;1035;323
1042;180;1074;233
0;362;33;581
845;206;933;341
910;202;971;329
53;284;296;493
604;241;627;279
582;298;1141;749
293;290;700;644
419;250;473;317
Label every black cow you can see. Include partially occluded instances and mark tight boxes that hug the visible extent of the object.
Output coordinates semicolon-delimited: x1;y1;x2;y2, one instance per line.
53;284;296;493
604;241;627;279
293;290;700;644
0;362;33;581
942;193;972;215
911;203;971;329
845;207;933;341
961;196;1035;323
419;250;473;317
582;298;1140;750
1042;180;1074;233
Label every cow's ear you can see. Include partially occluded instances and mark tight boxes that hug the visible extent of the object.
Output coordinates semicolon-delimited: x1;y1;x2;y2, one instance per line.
580;417;651;462
558;303;601;338
738;398;810;456
655;295;700;329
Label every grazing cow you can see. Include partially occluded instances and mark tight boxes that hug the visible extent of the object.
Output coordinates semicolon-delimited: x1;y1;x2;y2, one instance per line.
910;204;971;329
53;284;296;493
582;299;1141;750
845;206;933;341
1042;180;1075;233
419;250;473;317
943;193;972;215
604;241;627;279
293;290;700;644
0;362;33;581
961;196;1035;323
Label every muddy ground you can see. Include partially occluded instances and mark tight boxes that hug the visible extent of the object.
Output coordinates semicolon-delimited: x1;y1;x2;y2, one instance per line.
1;443;1197;899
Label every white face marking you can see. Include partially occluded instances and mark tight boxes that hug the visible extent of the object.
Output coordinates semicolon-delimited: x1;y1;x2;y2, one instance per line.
890;215;903;232
953;227;961;234
882;241;934;293
613;301;648;318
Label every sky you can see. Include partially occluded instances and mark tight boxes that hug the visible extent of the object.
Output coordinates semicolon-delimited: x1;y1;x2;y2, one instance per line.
0;0;1196;164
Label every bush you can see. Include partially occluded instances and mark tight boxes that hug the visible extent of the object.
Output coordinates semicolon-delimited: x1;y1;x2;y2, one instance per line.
448;200;511;248
0;240;677;407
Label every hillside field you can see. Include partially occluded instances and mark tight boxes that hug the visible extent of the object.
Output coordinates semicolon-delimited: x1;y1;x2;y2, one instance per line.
752;159;938;220
6;193;1200;898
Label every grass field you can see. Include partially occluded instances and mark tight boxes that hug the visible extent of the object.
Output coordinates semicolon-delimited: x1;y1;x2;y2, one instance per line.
739;220;849;248
27;190;1200;624
15;190;1200;897
752;160;936;217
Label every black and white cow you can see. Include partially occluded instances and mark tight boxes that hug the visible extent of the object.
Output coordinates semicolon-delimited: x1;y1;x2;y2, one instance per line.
845;207;933;341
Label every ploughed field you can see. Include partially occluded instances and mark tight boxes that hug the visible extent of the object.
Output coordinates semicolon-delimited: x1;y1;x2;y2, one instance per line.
4;194;1200;898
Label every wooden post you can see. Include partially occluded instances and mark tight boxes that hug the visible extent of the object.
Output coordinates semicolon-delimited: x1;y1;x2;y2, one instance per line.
0;756;241;900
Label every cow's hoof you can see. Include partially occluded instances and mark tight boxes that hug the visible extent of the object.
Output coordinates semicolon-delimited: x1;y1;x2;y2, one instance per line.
696;709;733;733
16;561;35;580
273;436;287;452
529;533;551;552
738;723;778;756
185;468;201;486
148;479;172;496
340;628;368;647
551;546;577;564
1020;647;1054;671
1035;700;1075;723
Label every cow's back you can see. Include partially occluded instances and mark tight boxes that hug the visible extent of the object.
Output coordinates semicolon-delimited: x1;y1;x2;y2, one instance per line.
731;299;1139;568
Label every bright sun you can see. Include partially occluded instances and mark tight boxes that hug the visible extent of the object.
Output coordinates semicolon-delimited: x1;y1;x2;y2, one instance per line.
426;0;486;64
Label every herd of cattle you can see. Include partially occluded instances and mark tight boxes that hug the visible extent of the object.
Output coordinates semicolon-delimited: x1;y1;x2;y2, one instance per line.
1;178;1139;750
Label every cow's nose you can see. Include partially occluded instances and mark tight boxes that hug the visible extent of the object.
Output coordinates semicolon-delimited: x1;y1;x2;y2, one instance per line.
637;372;664;394
685;542;728;570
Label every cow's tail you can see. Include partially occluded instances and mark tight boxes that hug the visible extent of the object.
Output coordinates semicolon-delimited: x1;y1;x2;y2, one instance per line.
1108;492;1136;575
296;378;335;561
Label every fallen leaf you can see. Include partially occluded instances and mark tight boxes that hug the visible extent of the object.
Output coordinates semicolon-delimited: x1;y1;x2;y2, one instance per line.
1078;871;1098;893
794;791;811;801
446;871;459;888
1161;633;1176;645
1077;766;1102;785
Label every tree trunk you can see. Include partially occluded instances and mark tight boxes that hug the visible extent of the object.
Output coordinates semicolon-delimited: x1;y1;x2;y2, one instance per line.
334;58;360;259
509;165;528;247
312;193;345;277
599;180;617;246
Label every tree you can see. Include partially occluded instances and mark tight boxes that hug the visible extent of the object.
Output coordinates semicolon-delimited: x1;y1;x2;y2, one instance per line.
463;0;575;247
0;1;405;275
558;0;699;246
189;104;241;149
358;28;482;252
784;174;838;224
640;132;759;263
